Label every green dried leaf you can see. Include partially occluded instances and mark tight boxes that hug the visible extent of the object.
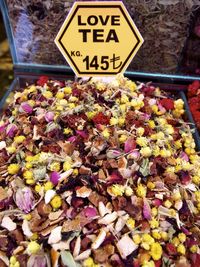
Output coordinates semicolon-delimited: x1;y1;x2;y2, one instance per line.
60;251;76;267
139;159;150;177
45;122;60;133
33;166;46;180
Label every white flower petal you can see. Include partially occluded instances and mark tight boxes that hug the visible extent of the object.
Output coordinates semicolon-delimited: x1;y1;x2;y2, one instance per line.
116;235;138;259
48;226;62;244
45;190;56;204
22;219;33;237
0;141;6;150
1;216;16;231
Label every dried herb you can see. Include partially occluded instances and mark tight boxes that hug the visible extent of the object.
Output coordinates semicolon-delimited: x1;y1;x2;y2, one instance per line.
0;75;199;266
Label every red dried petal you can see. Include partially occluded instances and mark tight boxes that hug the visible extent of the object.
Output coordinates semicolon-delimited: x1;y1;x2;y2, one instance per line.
92;112;110;125
155;260;162;267
166;243;177;255
106;171;124;185
190;253;200;267
141;86;155;96
159;98;174;110
180;171;191;185
37;76;49;86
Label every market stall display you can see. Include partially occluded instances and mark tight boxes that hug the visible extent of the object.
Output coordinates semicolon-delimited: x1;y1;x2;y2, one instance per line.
0;75;199;267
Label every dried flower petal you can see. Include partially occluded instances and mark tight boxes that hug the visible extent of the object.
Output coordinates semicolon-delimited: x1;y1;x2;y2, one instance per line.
6;124;18;138
116;235;138;259
20;102;33;114
50;172;60;186
45;112;55;122
15;187;34;213
48;226;62;244
1;216;16;231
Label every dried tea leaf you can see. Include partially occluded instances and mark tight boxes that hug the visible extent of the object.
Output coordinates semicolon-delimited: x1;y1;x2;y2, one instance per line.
139;159;150;176
60;251;76;267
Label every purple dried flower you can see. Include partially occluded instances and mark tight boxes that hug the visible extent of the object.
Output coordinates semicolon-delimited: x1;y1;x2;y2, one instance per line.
83;207;97;218
15;187;34;213
67;136;77;142
27;254;47;267
50;171;60;185
6;124;18;138
20;102;33;114
0;123;6;132
143;198;152;220
76;130;88;139
45;111;54;122
180;152;189;162
128;150;140;160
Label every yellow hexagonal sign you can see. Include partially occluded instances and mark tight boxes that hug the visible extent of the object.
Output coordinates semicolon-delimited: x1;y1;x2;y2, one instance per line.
55;1;143;77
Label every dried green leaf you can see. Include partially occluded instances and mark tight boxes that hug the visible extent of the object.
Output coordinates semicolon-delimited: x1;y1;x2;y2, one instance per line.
60;251;76;267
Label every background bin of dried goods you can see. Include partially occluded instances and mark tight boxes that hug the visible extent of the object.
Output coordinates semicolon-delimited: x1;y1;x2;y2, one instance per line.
179;6;200;75
0;10;13;100
5;0;200;74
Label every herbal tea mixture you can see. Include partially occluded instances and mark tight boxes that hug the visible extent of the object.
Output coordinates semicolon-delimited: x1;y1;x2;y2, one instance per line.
0;75;199;267
5;0;200;73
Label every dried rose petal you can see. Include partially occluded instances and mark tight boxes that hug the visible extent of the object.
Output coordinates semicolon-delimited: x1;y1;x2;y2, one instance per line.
152;199;162;207
20;102;33;114
106;149;122;159
76;130;88;139
166;243;177;255
45;112;54;122
159;98;174;110
107;171;123;185
15;187;34;213
0;123;6;132
180;171;191;185
143;198;152;220
124;138;136;153
180;152;189;162
158;103;166;113
50;171;60;186
6;124;18;138
128;150;140;160
27;254;47;267
67;136;77;142
83;207;97;218
37;76;49;86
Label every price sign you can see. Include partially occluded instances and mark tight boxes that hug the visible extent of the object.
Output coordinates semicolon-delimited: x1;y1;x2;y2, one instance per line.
55;1;143;77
